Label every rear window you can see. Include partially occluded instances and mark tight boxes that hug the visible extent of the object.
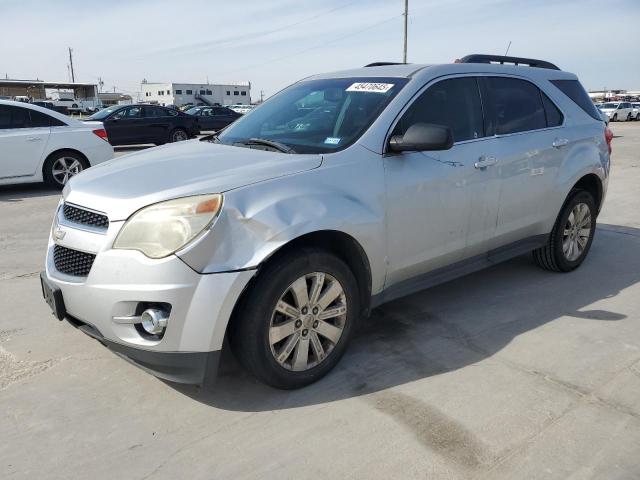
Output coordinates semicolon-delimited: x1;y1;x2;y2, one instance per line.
550;79;601;120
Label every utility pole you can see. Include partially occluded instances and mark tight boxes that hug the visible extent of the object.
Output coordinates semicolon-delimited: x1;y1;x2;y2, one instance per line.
402;0;408;63
68;47;75;83
260;90;264;103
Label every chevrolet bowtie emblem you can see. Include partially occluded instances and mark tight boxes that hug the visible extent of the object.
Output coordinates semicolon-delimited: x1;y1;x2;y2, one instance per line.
53;229;66;240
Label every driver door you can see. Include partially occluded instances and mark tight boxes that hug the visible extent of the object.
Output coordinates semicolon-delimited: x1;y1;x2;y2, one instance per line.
383;76;501;288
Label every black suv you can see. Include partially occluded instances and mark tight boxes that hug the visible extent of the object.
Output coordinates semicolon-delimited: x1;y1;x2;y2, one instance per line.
86;104;200;146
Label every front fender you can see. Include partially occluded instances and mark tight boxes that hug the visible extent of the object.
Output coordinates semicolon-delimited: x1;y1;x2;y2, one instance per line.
177;164;388;294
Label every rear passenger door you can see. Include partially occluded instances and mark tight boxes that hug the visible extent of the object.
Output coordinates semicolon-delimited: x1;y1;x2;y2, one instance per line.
143;106;172;143
105;106;144;145
480;76;565;248
383;76;501;287
0;105;50;178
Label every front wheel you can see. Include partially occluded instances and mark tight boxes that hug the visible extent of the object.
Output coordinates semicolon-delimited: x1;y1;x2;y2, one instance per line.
533;190;597;272
229;249;359;389
612;113;618;122
43;151;88;189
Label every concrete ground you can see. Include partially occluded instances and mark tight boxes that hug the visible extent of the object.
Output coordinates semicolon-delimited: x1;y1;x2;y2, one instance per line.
1;124;639;479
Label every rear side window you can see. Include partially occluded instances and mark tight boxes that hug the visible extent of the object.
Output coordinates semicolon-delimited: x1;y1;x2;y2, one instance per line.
484;77;546;135
29;110;65;127
394;77;484;142
541;92;563;127
550;79;601;120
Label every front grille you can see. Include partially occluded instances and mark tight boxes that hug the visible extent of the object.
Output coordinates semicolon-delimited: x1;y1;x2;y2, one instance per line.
63;203;109;229
53;245;96;277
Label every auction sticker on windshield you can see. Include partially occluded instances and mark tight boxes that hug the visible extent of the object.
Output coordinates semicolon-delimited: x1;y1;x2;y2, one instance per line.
346;82;394;93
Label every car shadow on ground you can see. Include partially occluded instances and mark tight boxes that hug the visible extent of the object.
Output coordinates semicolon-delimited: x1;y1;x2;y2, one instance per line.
0;184;60;202
170;223;640;411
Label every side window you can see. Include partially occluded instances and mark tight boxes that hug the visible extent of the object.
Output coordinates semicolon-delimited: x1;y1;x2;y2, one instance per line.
394;77;484;143
485;77;546;135
29;110;61;127
541;92;563;127
0;106;12;129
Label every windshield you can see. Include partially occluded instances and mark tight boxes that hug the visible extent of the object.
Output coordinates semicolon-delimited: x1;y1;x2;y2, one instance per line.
217;77;408;154
87;106;122;120
602;103;618;109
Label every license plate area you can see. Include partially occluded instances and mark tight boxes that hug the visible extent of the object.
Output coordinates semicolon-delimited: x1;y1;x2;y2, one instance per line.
40;272;66;320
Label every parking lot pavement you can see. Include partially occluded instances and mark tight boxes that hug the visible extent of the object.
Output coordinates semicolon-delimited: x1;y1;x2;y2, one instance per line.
1;124;639;479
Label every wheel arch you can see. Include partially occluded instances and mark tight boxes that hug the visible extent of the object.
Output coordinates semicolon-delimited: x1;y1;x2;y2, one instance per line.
227;229;374;345
42;148;90;176
571;173;603;213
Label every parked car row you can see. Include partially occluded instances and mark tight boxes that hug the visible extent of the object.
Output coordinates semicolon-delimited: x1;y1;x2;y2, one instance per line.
595;101;640;121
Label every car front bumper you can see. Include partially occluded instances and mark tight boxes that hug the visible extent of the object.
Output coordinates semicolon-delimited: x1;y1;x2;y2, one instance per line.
42;217;255;384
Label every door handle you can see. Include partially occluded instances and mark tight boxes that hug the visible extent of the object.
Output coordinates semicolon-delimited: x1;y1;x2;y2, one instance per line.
552;138;569;148
27;137;42;142
474;156;498;169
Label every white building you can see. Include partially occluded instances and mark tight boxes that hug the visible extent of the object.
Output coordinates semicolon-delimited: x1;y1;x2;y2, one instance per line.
141;81;251;106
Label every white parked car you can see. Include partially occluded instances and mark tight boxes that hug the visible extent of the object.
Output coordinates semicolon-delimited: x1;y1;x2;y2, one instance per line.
0;100;114;188
631;103;640;121
228;104;253;114
595;104;609;124
598;101;634;122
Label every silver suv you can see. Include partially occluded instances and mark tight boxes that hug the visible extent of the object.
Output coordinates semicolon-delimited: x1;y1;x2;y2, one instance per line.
41;55;612;389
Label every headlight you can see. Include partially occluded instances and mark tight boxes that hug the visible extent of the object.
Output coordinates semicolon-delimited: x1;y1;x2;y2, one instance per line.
113;194;222;259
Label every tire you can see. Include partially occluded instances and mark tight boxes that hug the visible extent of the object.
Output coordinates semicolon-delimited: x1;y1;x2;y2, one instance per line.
533;190;597;272
229;248;360;389
169;128;188;143
612;113;618;122
627;113;632;121
42;151;88;189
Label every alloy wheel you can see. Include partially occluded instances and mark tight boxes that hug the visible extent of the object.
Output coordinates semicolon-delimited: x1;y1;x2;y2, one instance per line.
268;272;347;372
562;202;591;261
51;157;83;186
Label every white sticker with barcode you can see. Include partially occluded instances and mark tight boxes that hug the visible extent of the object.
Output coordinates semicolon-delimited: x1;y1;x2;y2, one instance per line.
346;82;394;93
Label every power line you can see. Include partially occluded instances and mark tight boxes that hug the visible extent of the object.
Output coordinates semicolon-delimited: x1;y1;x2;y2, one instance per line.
216;13;403;77
148;0;363;58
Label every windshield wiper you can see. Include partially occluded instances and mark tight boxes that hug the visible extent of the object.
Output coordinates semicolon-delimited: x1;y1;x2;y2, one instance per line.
243;137;296;154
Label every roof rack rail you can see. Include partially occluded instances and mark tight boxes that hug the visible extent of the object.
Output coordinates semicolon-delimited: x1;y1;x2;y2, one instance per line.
458;54;560;71
364;62;407;67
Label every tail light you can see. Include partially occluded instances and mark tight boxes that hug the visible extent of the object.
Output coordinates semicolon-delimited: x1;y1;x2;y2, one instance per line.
93;128;109;142
604;126;613;154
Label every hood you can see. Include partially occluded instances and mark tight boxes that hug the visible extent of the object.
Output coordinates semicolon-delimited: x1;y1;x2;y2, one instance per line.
64;140;322;220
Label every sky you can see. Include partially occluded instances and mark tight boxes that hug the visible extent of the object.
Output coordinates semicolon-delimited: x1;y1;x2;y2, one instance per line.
1;0;639;100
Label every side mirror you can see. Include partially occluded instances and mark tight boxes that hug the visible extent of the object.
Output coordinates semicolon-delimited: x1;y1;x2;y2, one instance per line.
389;123;454;152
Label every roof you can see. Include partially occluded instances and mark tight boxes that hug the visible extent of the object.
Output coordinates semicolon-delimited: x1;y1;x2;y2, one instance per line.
307;61;577;82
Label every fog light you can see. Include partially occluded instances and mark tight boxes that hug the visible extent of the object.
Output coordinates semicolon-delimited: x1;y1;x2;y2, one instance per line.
140;308;169;335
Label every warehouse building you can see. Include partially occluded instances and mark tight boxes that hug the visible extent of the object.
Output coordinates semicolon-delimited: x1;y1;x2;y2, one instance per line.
141;81;250;107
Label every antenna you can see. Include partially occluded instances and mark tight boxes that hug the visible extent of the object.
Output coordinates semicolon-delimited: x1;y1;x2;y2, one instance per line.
68;47;76;82
504;41;512;56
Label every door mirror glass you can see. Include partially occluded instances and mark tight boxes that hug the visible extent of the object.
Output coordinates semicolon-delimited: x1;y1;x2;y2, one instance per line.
389;123;453;152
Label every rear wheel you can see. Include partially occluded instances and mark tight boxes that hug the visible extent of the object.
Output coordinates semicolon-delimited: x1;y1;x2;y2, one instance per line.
43;151;88;189
533;190;596;272
229;249;359;389
169;128;188;143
